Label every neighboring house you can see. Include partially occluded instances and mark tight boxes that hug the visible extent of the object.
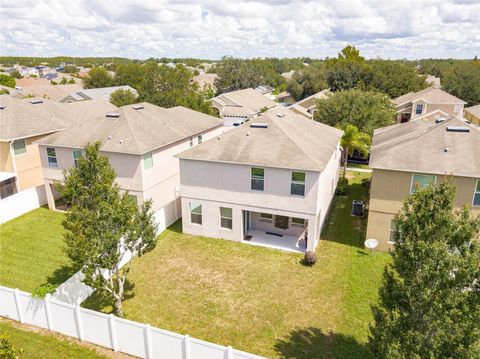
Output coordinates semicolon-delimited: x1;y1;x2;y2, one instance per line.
275;91;295;106
59;85;138;103
15;77;51;88
14;84;83;101
255;85;275;99
281;70;294;80
392;87;466;123
289;89;330;119
192;73;217;91
0;95;116;200
464;105;480;125
366;117;480;251
176;109;343;253
211;88;278;127
36;102;224;233
425;75;441;88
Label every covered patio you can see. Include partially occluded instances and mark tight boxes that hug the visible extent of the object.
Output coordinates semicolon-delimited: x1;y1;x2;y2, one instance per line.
244;229;306;253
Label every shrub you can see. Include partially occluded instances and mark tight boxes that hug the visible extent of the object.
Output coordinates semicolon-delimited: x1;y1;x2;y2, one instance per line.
302;251;317;266
0;333;22;359
32;283;57;298
361;177;371;194
336;177;348;195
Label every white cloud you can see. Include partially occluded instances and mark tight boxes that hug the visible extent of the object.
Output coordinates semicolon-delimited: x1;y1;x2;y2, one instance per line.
1;0;479;59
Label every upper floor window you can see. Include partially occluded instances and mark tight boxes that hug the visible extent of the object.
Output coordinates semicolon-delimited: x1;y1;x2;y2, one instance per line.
143;152;153;170
73;149;82;167
46;147;57;167
198;135;203;144
415;104;424;115
410;174;436;193
291;171;306;196
190;202;202;225
454;104;462;113
220;207;232;229
12;139;27;156
189;137;194;147
473;180;480;207
251;167;264;191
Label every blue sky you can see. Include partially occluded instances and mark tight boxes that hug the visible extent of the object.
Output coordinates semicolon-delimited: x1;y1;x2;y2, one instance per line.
1;0;479;59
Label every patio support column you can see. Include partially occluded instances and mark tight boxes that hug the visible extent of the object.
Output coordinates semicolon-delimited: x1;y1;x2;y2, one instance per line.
45;181;56;211
306;214;318;252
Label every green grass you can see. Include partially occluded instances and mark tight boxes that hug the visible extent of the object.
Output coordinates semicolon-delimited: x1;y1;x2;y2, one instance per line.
0;319;108;358
0;207;76;292
346;163;371;170
84;172;390;358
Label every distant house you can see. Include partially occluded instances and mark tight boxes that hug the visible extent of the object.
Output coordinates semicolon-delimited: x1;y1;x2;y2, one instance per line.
289;89;330;119
59;85;138;103
464;105;480;125
36;102;224;233
255;85;275;98
275;91;295;105
14;84;84;101
366;117;480;251
211;88;278;127
192;73;218;91
425;75;441;88
281;70;295;80
392;87;466;123
176;109;343;253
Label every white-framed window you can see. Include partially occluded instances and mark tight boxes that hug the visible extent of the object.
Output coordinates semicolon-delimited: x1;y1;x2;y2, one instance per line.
251;167;264;191
128;194;138;206
389;220;400;244
143;152;153;170
220;207;232;229
415;103;424;115
189;137;194;147
454;104;462;113
410;174;436;193
291;217;305;227
190;202;202;225
291;171;306;196
72;149;82;167
260;213;273;222
12;139;27;156
198;135;203;144
473;180;480;207
46;147;57;167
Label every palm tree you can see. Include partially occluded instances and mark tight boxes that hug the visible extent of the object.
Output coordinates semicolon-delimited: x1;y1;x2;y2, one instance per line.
340;124;371;178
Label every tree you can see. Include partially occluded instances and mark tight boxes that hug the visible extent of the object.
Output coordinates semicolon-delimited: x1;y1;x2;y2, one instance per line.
442;61;480;107
286;62;327;100
110;88;138;107
63;65;78;73
326;61;373;92
57;143;158;317
338;45;364;62
10;70;22;79
314;89;396;134
369;181;480;358
83;67;113;89
340;125;370;177
0;74;15;88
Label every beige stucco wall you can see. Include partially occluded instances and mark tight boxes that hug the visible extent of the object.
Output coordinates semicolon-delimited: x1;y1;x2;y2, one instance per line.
464;111;480;125
366;169;480;251
0;141;15;173
410;100;463;120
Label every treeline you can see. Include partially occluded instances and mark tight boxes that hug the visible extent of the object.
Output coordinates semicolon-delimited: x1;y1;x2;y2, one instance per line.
0;56;135;68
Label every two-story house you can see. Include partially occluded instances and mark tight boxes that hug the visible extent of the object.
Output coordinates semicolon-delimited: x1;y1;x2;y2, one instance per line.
211;88;278;127
36;102;224;233
289;89;330;119
393;87;466;123
366;117;480;251
176;109;343;253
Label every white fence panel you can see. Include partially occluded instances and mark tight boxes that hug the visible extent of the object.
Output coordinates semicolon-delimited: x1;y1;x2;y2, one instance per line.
49;300;78;338
0;287;19;321
80;309;113;349
0;185;47;224
150;327;185;358
19;293;48;329
233;349;266;359
190;337;228;359
115;317;147;358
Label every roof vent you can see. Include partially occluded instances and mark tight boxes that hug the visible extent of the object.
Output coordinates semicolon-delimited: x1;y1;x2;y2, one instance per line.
106;112;121;118
435;117;446;124
444;147;449;153
0;105;6;110
446;126;469;133
107;136;112;140
30;99;43;104
119;139;123;144
132;105;143;110
276;113;286;118
250;123;268;128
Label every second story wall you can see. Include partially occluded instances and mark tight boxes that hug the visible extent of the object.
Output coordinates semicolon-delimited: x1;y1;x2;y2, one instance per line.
411;100;463;120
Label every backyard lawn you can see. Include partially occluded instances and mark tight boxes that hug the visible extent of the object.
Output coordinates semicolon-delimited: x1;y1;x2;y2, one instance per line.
84;171;391;359
0;207;75;293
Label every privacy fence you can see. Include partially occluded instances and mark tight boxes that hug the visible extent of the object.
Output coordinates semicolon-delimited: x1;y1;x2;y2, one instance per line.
0;286;265;359
0;185;47;224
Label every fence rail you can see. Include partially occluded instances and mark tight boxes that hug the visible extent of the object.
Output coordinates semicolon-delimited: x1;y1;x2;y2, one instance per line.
0;185;47;224
0;285;265;359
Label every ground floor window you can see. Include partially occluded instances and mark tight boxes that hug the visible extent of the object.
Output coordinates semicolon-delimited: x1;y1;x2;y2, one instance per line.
291;217;306;227
389;220;400;244
473;180;480;207
260;213;273;222
0;177;17;199
190;202;202;225
220;207;232;229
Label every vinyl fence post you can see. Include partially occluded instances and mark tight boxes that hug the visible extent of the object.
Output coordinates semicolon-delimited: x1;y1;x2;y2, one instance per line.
145;324;153;359
44;293;53;330
109;314;118;351
227;345;233;359
75;305;84;341
13;289;24;323
184;334;191;359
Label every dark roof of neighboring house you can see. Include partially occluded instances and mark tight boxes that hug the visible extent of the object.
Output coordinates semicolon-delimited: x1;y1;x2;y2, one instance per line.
370;117;480;178
177;108;342;172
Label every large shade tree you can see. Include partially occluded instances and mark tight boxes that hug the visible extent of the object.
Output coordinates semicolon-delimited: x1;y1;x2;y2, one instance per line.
57;143;158;317
369;181;480;358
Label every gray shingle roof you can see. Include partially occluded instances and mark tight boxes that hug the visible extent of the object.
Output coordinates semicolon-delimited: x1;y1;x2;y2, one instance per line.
177;108;342;172
62;85;138;102
36;103;223;155
370;117;480;177
213;88;277;116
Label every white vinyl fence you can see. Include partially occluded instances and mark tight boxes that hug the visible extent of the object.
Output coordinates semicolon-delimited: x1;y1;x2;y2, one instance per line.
0;185;47;224
0;286;265;359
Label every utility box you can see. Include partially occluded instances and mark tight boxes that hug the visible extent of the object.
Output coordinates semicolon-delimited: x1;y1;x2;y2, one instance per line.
352;200;364;217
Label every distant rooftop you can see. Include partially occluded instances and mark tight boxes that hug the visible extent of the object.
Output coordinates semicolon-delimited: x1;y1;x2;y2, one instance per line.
212;88;277;116
60;85;138;102
392;87;466;106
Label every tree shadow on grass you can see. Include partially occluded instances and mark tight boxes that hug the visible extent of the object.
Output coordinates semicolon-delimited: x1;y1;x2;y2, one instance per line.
45;264;79;287
81;279;136;313
274;327;372;359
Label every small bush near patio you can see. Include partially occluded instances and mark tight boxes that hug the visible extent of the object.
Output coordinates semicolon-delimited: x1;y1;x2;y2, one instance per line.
0;207;76;293
84;171;390;358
